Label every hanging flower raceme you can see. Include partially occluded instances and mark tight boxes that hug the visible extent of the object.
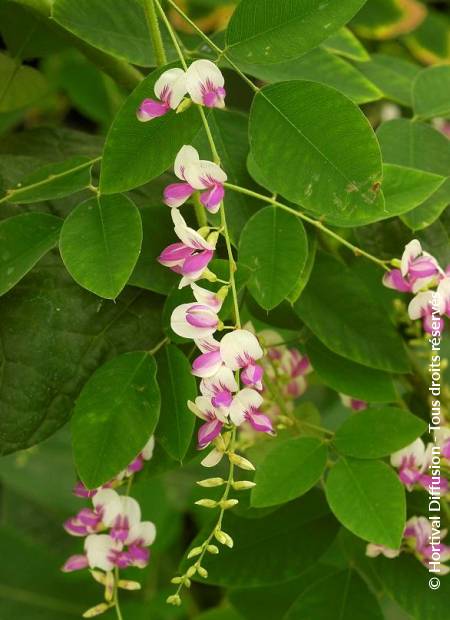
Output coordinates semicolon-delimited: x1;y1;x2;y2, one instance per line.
163;145;227;212
158;208;216;287
62;439;157;616
390;438;449;493
137;60;226;122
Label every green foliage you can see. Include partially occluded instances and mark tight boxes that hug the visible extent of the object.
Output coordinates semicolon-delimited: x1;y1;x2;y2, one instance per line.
72;351;160;488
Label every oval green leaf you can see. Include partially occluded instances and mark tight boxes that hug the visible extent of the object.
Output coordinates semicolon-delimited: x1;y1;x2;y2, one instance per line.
100;65;202;193
0;52;48;112
325;457;406;548
251;436;328;508
0;213;61;296
334;406;427;458
226;0;367;64
72;351;161;488
60;194;142;299
413;65;450;120
156;344;197;461
249;81;384;222
239;206;308;310
306;337;396;402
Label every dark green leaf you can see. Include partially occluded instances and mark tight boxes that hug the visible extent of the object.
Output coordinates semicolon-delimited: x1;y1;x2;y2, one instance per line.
155;344;197;461
0;213;61;296
0;52;48;113
72;351;160;488
60;194;142;299
239;206;308;310
357;54;420;107
325;457;406;547
322;27;370;62
413;65;450;120
251;437;328;507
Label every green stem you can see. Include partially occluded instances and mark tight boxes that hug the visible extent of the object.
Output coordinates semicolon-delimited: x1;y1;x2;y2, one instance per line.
193;194;208;228
113;567;124;620
143;0;167;66
224;182;390;271
148;336;169;356
165;0;259;93
154;0;188;70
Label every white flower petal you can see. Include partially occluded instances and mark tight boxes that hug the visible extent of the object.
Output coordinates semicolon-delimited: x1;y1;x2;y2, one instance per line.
184;160;227;190
85;534;120;571
186;60;224;105
154;68;187;109
200;366;239;397
126;521;156;546
142;436;155;461
401;239;422;276
229;388;263;426
171;208;214;250
408;291;433;320
174;145;200;180
201;448;224;468
170;303;218;339
390;437;426;469
191;282;222;311
220;329;264;370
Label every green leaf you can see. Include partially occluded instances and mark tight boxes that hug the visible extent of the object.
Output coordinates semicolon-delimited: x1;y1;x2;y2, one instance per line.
72;351;160;488
0;254;164;455
225;0;367;64
0;52;48;113
305;337;396;403
251;437;328;508
401;179;450;232
413;65;450;120
334;406;427;458
249;81;384;222
2;156;96;204
155;345;197;461
0;213;61;296
357;53;421;107
294;253;410;373
236;48;381;104
100;65;203;194
183;490;339;586
52;0;174;66
373;554;450;620
325;457;406;547
285;569;383;620
404;11;450;67
351;0;426;40
287;230;317;304
60;194;142;299
322;27;370;62
239;206;308;310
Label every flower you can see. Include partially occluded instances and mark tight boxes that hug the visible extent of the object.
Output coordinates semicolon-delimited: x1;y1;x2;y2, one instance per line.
200;365;239;408
163;145;227;213
384;239;441;294
340;394;368;412
188;396;228;448
192;336;223;378
390;438;449;493
404;516;450;574
408;291;445;334
435;427;450;460
158;208;216;287
365;543;400;559
186;60;226;109
229;388;273;433
137;68;187;121
437;277;450;317
171;302;219;339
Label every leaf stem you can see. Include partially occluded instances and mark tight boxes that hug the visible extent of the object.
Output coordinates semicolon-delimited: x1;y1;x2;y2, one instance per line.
224;182;390;271
154;0;188;70
148;336;169;356
113;567;124;620
143;0;168;67
165;0;259;93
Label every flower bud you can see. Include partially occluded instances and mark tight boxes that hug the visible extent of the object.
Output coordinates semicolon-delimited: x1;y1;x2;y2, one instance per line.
104;571;114;602
176;97;192;114
89;571;106;585
202;268;218;282
228;452;255;471
197;477;226;487
171;576;183;584
197;226;210;238
186;565;197;578
217;286;230;301
187;546;203;559
233;480;256;490
207;544;219;554
195;499;218;508
82;603;110;618
197;566;208;579
391;258;401;268
214;529;233;547
207;231;220;246
166;594;182;606
220;499;239;509
118;580;142;591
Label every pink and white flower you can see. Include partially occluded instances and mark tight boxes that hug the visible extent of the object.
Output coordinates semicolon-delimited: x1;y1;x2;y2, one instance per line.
390;438;448;492
64;488;121;537
158;208;215;287
200;365;238;408
437;277;450;317
365;543;400;559
340;394;368;412
163;145;227;213
137;68;187;121
186;60;226;109
435;427;450;460
171;302;219;339
220;329;264;386
408;291;445;334
192;336;222;378
404;516;450;574
383;240;441;293
98;493;141;544
188;396;228;448
229;388;273;433
126;521;157;568
119;435;155;478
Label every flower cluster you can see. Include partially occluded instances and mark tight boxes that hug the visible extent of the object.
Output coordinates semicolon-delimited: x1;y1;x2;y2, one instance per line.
62;437;156;617
383;239;450;334
137;59;225;122
367;516;450;575
390;436;449;494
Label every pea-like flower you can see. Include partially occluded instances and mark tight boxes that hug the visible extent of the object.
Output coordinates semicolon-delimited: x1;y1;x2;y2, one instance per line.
408;291;445;334
163;145;227;212
200;365;239;408
220;329;264;391
185;59;226;109
137;68;187;121
229;388;273;433
188;396;228;448
391;438;448;493
383;239;441;293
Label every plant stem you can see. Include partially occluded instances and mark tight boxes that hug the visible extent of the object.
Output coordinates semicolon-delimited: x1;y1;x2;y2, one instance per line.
154;0;188;70
144;0;167;66
165;0;259;93
224;182;390;271
113;567;124;620
149;336;170;356
193;193;208;228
